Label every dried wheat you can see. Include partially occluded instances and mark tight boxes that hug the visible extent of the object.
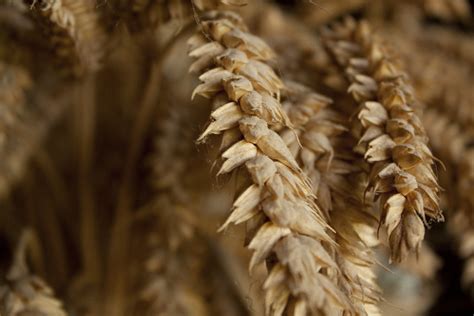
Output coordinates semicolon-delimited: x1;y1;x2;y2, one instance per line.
324;18;443;262
0;61;65;198
0;230;67;316
188;10;354;315
280;81;382;315
25;0;106;76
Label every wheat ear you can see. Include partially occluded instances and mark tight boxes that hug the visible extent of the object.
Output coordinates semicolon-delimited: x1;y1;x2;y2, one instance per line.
188;10;354;315
280;81;382;315
26;0;106;76
323;18;443;262
0;229;67;316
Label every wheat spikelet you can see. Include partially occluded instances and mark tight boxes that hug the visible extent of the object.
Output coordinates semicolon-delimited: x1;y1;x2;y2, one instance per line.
188;10;354;315
323;18;443;262
25;0;106;76
280;81;382;315
0;230;67;316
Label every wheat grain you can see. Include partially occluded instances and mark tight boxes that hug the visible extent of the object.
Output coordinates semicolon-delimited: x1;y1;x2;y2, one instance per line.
189;10;355;315
323;18;443;262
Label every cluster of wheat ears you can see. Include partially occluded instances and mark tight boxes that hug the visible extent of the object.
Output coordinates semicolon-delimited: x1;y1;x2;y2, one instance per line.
0;0;473;315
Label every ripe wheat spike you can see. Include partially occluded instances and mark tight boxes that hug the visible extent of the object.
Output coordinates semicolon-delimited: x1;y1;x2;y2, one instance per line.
323;18;443;262
188;10;356;315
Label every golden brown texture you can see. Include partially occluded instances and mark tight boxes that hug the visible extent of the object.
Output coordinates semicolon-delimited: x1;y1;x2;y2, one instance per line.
111;0;248;33
0;0;473;315
188;11;355;315
324;18;443;262
0;230;67;316
25;0;107;76
280;81;381;315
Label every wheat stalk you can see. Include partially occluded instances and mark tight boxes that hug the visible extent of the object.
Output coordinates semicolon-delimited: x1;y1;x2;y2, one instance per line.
188;10;355;315
0;229;67;316
323;18;443;262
